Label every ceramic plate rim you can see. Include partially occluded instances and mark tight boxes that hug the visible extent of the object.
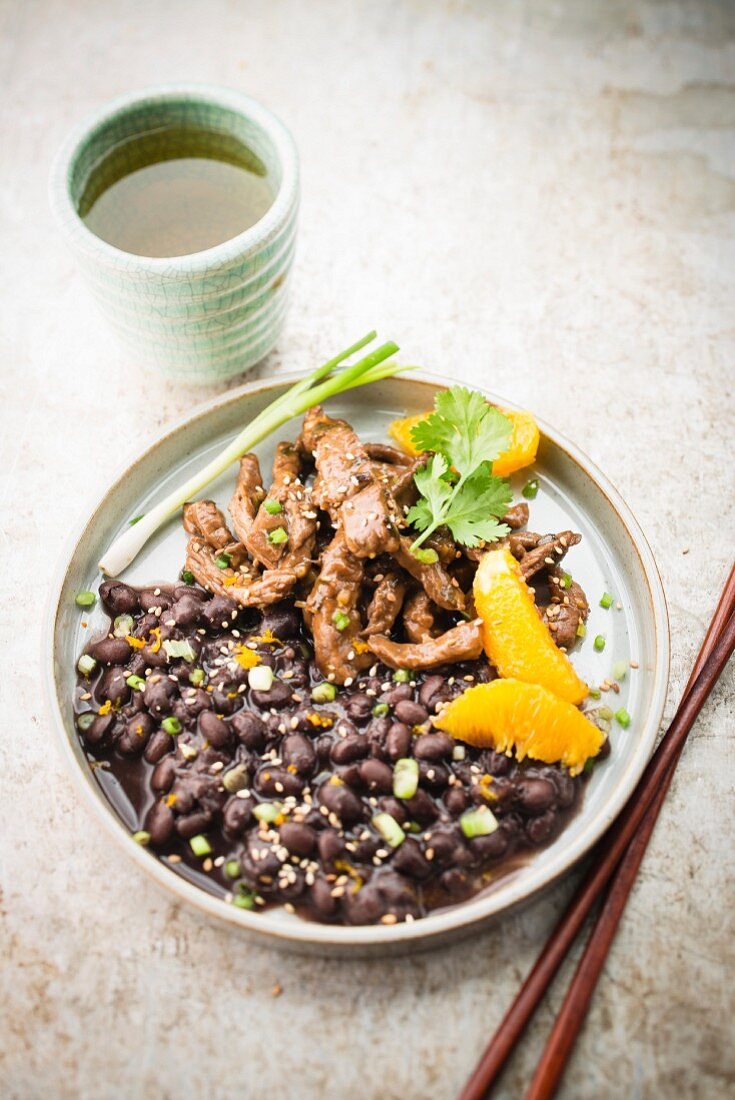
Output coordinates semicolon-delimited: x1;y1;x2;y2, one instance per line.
43;368;670;952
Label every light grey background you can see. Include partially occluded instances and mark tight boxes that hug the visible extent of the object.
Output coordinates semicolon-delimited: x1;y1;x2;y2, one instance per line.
1;2;734;1098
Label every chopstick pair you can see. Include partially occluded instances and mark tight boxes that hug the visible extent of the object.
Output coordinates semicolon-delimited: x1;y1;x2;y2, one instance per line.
460;561;735;1100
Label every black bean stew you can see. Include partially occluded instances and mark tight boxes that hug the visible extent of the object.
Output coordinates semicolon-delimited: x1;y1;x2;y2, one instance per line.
74;581;586;926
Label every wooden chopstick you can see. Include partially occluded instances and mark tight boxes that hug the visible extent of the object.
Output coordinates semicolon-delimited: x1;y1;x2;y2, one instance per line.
524;565;735;1100
459;562;735;1100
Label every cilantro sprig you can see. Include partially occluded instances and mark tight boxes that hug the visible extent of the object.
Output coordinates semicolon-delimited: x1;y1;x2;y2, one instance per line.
406;387;514;550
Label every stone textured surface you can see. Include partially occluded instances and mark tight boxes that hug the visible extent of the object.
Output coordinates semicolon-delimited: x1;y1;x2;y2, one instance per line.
1;2;734;1097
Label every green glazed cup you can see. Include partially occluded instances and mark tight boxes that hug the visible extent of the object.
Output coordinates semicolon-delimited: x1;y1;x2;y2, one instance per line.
50;84;299;384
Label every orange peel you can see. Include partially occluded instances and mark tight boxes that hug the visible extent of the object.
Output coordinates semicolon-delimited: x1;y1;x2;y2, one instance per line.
389;405;539;476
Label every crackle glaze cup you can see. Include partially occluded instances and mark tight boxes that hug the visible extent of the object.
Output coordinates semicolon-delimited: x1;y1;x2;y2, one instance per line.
50;84;299;384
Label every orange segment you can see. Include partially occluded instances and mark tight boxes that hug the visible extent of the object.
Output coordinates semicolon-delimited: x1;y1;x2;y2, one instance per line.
474;549;588;704
389;406;539;476
435;679;603;776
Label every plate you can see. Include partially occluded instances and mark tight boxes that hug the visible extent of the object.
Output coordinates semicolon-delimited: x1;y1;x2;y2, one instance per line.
43;371;669;956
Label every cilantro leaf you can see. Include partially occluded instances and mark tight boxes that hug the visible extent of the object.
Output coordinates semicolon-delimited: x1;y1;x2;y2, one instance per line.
441;464;512;547
410;387;513;478
405;454;452;532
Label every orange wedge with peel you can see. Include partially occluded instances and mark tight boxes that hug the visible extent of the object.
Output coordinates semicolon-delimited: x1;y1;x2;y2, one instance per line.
474;548;588;704
434;679;603;776
389;406;539;476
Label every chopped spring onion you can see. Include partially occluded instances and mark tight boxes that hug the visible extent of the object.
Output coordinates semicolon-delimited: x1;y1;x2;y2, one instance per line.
75;591;97;608
393;758;419;800
561;572;573;589
587;687;601;700
576;622;587;638
372;702;390;717
233;891;256;909
132;830;151;846
615;708;631;729
77;712;95;732
163;638;197;662
372;813;406;848
77;654;97;676
599;592;613;609
222;764;249;793
522;478;539;500
612;660;629;681
180;568;195;584
452;745;466;761
393;669;412;683
267;527;288;545
412;548;439;565
99;333;408;576
460;806;498;839
126;674;145;691
593;634;606;652
225;859;242;879
311;682;337;703
263;500;283;515
332;610;350;632
253;802;282;824
405;821;422;834
248;665;274;692
113;613;134;638
189;834;212;857
215;552;232;569
597;705;614;721
189;667;205;686
161;716;182;735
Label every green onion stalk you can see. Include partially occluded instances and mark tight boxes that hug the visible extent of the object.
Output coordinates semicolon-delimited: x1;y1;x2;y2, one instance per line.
99;332;410;575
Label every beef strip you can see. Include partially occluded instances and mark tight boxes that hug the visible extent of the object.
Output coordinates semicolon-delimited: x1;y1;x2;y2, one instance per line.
402;590;439;643
395;536;465;613
518;531;581;581
341;481;401;559
229;454;266;544
362;571;407;636
368;619;485;670
503;502;530;530
242;443;316;578
305;532;373;684
542;566;590;650
364;442;411;466
299;406;375;518
183;501;247;567
184;536;297;608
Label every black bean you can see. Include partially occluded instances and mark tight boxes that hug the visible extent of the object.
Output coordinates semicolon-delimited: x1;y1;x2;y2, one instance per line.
470;829;510;862
479;749;511;777
418;760;449;791
244;837;281;880
276;868;306;901
526;809;558;844
385;722;412;761
394;699;429;726
139;642;168;668
330;733;369;764
223;797;253;836
279;821;316;857
118;713;154;755
145;802;174;846
552;772;576;808
99;580;139;615
344;692;373;724
176;689;213;722
89;636;132;665
315;734;333;768
168;594;203;627
95;666;129;706
145;729;175;765
200;595;238;630
168;779;195;814
380;683;413;706
259;602;300;639
359;758;393;793
439;868;470;896
175;810;212;839
173;584;207;603
230;710;266;751
392;837;432;880
318;781;364;825
309;877;338;917
427;824;469;867
418;674;446;711
256;767;305;798
317;828;345;865
353;834;381;862
516;777;556;815
151;755;177;792
250;680;294;709
344;871;419;925
377;796;408;825
139;588;173;612
413;733;453;761
199;710;231;749
403;789;438;826
143;675;177;716
282;734;316;774
443;786;468;815
84;712;115;745
211;686;241;716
